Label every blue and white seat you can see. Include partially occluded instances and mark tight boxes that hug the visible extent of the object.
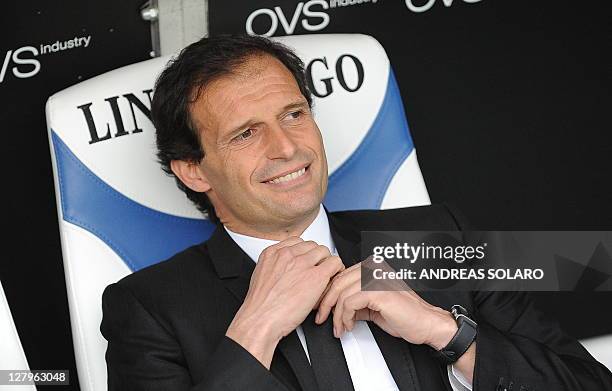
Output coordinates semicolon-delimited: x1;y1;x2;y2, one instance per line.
45;34;430;391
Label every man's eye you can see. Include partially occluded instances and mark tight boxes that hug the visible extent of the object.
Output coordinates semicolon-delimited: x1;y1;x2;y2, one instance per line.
233;129;254;142
288;110;302;119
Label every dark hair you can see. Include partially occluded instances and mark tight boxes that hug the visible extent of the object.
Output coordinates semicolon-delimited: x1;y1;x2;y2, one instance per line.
151;35;313;222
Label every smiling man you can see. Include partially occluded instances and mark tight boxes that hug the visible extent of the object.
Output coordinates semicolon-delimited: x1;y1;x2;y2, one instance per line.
175;51;327;238
100;35;612;391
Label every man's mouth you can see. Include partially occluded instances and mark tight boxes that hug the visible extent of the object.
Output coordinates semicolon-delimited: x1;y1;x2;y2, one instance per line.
264;165;309;184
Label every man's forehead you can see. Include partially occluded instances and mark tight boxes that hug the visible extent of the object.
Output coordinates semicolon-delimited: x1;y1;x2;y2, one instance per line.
208;53;293;87
232;53;270;79
214;54;297;95
192;54;302;134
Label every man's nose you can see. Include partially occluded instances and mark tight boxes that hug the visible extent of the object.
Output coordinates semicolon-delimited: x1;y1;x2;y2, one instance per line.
265;123;298;159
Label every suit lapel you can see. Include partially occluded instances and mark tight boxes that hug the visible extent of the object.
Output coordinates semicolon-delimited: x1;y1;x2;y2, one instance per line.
205;225;319;391
205;224;253;303
277;331;319;391
328;210;422;391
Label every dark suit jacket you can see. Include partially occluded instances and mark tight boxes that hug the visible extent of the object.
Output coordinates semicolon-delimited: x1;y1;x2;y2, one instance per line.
101;205;612;390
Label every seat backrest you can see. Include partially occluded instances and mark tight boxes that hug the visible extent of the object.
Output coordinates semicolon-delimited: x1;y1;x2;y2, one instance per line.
45;33;430;391
0;281;36;390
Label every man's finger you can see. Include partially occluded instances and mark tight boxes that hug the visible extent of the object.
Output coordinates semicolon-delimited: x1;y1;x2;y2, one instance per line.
316;255;345;280
332;279;361;337
316;267;359;324
312;257;345;310
293;245;332;267
341;291;373;333
281;240;320;258
313;256;346;314
260;236;303;259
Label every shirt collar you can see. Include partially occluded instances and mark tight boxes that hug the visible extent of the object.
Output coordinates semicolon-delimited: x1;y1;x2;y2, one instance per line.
224;205;335;263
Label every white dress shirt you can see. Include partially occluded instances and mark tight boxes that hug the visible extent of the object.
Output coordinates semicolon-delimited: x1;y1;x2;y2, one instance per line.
225;205;472;391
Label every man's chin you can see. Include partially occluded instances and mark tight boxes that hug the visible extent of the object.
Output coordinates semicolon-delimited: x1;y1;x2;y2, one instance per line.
266;197;321;221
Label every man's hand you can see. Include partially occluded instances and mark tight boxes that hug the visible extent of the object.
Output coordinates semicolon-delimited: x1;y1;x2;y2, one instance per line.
316;261;475;383
226;237;344;369
316;262;455;346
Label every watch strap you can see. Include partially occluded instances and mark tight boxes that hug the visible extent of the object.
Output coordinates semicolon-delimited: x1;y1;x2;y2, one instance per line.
432;305;477;365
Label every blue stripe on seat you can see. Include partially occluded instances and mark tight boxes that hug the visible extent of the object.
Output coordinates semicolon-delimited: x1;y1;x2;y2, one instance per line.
324;69;414;211
51;131;215;272
51;67;413;271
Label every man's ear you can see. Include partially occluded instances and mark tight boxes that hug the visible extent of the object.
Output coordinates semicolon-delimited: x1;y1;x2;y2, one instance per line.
170;160;212;193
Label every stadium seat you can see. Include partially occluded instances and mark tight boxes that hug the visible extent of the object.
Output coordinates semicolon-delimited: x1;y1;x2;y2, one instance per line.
45;34;430;391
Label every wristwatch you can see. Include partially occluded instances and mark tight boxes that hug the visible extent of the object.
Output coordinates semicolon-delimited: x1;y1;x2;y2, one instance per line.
432;304;478;364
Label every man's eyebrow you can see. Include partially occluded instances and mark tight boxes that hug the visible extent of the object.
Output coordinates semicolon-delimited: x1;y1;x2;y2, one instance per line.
281;100;310;112
220;99;310;143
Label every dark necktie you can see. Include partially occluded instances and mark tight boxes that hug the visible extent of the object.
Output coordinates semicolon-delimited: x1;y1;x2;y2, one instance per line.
301;311;355;391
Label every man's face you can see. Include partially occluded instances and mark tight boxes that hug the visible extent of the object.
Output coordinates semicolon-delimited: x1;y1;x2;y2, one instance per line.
188;54;328;233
